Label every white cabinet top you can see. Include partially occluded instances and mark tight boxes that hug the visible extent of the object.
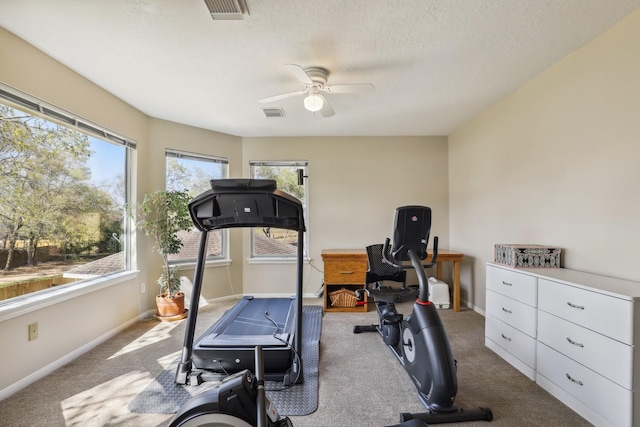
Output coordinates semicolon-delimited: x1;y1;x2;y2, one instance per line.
487;262;640;301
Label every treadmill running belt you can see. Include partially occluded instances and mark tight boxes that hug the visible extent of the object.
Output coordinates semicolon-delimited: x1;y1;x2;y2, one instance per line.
197;297;295;347
192;297;297;377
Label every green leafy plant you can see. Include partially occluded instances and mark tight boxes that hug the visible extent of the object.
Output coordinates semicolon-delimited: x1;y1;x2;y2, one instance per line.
129;190;192;298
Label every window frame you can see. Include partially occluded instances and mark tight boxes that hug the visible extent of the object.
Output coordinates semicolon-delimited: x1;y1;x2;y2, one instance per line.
249;160;308;260
0;81;135;313
164;149;229;264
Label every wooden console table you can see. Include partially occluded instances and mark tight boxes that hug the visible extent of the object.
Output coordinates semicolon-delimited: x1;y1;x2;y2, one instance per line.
321;248;464;312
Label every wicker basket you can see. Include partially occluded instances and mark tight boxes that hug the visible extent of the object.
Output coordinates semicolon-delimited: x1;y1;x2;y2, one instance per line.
329;288;358;308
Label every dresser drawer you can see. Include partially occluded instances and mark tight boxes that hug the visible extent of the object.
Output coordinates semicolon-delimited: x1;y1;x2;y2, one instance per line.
485;314;536;369
486;290;537;337
537;343;632;427
537;310;632;390
486;265;537;306
324;261;366;284
538;279;633;345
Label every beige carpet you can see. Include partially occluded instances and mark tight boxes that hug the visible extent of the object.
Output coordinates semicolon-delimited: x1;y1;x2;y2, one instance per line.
0;298;592;426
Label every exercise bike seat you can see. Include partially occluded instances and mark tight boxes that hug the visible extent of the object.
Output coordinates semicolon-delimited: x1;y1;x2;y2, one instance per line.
365;286;418;303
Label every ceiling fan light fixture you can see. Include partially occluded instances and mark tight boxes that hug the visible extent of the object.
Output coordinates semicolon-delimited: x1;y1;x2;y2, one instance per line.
304;93;324;112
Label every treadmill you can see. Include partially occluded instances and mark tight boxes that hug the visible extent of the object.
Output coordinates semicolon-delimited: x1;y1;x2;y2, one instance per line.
175;178;306;387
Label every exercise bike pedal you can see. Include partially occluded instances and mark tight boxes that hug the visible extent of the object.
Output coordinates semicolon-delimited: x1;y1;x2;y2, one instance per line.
353;325;377;334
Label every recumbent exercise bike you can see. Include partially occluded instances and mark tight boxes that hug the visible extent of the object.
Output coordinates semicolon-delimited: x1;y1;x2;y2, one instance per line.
354;206;492;424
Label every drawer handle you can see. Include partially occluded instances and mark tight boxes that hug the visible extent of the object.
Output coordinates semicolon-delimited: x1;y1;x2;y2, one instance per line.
565;373;584;386
501;333;511;342
501;307;512;314
566;337;584;348
566;301;585;310
501;281;512;286
339;271;354;274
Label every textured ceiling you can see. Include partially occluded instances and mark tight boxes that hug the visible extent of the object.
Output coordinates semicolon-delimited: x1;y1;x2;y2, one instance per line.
1;0;639;137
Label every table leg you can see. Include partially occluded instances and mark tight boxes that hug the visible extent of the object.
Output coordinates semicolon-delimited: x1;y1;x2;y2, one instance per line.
453;260;460;312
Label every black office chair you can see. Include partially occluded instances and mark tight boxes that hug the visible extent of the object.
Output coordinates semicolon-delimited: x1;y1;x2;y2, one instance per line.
363;244;416;303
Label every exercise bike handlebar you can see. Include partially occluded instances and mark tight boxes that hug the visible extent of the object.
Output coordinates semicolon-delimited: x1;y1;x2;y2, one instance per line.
408;250;430;303
382;236;438;303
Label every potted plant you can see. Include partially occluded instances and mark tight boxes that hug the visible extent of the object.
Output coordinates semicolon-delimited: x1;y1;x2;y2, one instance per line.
130;189;192;319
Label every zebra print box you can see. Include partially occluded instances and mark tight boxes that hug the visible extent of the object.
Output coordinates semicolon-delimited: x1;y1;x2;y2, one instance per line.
494;244;562;268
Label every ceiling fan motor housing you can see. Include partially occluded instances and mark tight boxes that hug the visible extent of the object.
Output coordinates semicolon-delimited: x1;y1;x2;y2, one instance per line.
303;67;329;86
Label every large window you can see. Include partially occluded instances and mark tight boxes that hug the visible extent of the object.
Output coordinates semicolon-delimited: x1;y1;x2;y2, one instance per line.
0;83;133;303
165;149;228;262
250;161;308;258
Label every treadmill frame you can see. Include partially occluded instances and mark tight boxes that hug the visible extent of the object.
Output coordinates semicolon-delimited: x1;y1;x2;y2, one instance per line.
175;179;306;386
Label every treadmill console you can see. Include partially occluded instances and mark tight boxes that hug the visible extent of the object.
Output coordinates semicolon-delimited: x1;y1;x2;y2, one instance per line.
210;178;277;192
188;178;305;232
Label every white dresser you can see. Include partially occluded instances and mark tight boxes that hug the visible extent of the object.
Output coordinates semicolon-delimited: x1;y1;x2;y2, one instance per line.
485;262;640;427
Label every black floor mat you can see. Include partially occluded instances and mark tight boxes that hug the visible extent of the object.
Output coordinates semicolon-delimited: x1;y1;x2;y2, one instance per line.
128;305;322;416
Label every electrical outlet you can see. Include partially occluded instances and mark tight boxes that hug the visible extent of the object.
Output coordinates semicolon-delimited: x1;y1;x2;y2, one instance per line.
141;282;146;293
28;322;38;341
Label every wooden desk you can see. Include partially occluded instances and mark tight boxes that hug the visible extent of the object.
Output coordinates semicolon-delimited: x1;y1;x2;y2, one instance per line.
321;248;464;312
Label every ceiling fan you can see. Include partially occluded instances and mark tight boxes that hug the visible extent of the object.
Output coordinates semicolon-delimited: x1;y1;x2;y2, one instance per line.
258;64;374;117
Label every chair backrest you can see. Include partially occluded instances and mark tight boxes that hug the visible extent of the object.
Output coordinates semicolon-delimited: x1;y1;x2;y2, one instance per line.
365;244;407;286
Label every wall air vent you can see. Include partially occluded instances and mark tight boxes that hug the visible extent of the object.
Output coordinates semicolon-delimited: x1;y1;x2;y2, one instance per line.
262;108;285;119
204;0;248;20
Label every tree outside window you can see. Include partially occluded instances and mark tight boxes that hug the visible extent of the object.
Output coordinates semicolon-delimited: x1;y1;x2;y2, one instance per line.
0;93;131;302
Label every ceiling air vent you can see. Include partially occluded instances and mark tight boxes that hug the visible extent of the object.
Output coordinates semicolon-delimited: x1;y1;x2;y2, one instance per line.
262;108;285;119
204;0;248;20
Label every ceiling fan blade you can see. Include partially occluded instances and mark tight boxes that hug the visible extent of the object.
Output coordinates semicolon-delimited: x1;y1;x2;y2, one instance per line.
258;89;307;103
284;64;314;85
324;83;375;94
320;95;335;117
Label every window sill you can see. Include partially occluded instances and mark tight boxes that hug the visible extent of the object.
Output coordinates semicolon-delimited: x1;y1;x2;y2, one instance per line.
171;258;232;270
247;257;311;265
0;270;138;322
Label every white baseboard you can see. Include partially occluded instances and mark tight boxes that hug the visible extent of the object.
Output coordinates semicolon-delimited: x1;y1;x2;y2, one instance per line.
457;297;487;316
0;315;140;401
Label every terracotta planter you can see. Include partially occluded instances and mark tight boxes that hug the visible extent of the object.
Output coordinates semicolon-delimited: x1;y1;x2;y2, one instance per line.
156;292;186;319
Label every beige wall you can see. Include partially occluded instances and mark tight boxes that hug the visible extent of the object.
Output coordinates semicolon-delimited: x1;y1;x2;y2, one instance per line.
449;9;640;311
0;27;149;396
242;136;449;295
0;278;139;391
